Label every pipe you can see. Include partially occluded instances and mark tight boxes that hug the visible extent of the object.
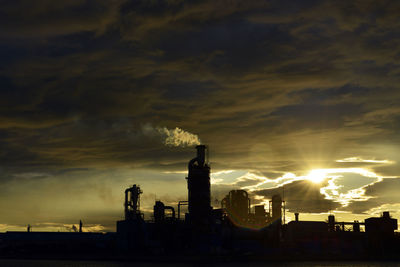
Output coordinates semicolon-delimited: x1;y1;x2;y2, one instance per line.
283;201;286;225
124;189;130;219
178;201;188;220
269;201;271;217
188;157;197;170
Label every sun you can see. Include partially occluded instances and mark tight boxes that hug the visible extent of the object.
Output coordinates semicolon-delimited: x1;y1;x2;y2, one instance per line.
306;169;326;183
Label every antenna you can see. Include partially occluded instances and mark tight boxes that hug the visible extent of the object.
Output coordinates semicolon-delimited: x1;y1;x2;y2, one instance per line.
283;185;286;225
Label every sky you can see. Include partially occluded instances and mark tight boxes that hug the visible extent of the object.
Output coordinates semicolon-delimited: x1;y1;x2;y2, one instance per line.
1;0;400;232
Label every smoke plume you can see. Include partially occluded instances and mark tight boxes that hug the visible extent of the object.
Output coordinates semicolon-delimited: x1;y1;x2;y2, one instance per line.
142;124;201;147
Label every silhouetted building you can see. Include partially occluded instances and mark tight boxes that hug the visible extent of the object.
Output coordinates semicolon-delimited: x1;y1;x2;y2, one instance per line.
117;184;146;250
154;200;175;223
2;145;400;261
285;220;329;244
365;211;398;236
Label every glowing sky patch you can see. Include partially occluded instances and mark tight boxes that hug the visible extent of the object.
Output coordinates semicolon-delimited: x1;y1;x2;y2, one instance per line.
301;168;381;207
304;168;381;206
213;167;385;211
0;223;106;233
336;157;394;164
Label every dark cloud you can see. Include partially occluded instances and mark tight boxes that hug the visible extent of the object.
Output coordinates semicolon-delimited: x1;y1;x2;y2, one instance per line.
0;0;125;38
345;178;400;214
234;176;265;188
1;0;400;228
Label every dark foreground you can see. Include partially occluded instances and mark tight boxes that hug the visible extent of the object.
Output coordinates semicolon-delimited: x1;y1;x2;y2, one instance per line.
2;259;400;267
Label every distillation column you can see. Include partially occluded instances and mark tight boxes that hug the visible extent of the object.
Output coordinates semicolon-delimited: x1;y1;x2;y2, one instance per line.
124;184;143;221
187;145;212;227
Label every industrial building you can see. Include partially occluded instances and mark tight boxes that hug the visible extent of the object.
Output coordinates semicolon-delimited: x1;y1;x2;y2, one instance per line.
1;145;399;260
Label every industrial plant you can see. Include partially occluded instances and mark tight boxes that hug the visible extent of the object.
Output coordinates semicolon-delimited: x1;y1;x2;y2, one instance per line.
1;145;399;261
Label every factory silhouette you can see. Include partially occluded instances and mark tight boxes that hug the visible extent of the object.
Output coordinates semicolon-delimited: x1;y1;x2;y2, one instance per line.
1;145;399;261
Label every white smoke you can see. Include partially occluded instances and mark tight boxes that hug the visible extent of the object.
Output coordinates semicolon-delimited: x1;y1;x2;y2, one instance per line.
158;127;201;147
142;124;201;147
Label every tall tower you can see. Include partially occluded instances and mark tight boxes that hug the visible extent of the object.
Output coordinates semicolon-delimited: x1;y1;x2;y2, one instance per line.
272;194;282;224
187;145;211;226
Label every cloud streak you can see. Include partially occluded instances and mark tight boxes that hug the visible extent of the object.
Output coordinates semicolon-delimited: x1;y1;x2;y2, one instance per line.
336;157;394;164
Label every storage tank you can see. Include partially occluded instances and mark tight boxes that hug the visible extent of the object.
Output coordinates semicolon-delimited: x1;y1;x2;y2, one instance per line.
222;190;250;225
154;201;165;223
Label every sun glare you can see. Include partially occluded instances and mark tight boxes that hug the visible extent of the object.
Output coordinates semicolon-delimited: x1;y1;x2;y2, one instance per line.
306;169;326;183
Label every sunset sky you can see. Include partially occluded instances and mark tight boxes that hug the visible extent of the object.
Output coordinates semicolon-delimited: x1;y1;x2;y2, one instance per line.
1;0;400;232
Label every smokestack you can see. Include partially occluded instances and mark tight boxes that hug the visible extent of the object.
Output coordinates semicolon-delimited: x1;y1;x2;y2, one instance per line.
196;145;206;167
271;194;282;221
295;212;299;222
187;145;211;228
328;215;335;232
